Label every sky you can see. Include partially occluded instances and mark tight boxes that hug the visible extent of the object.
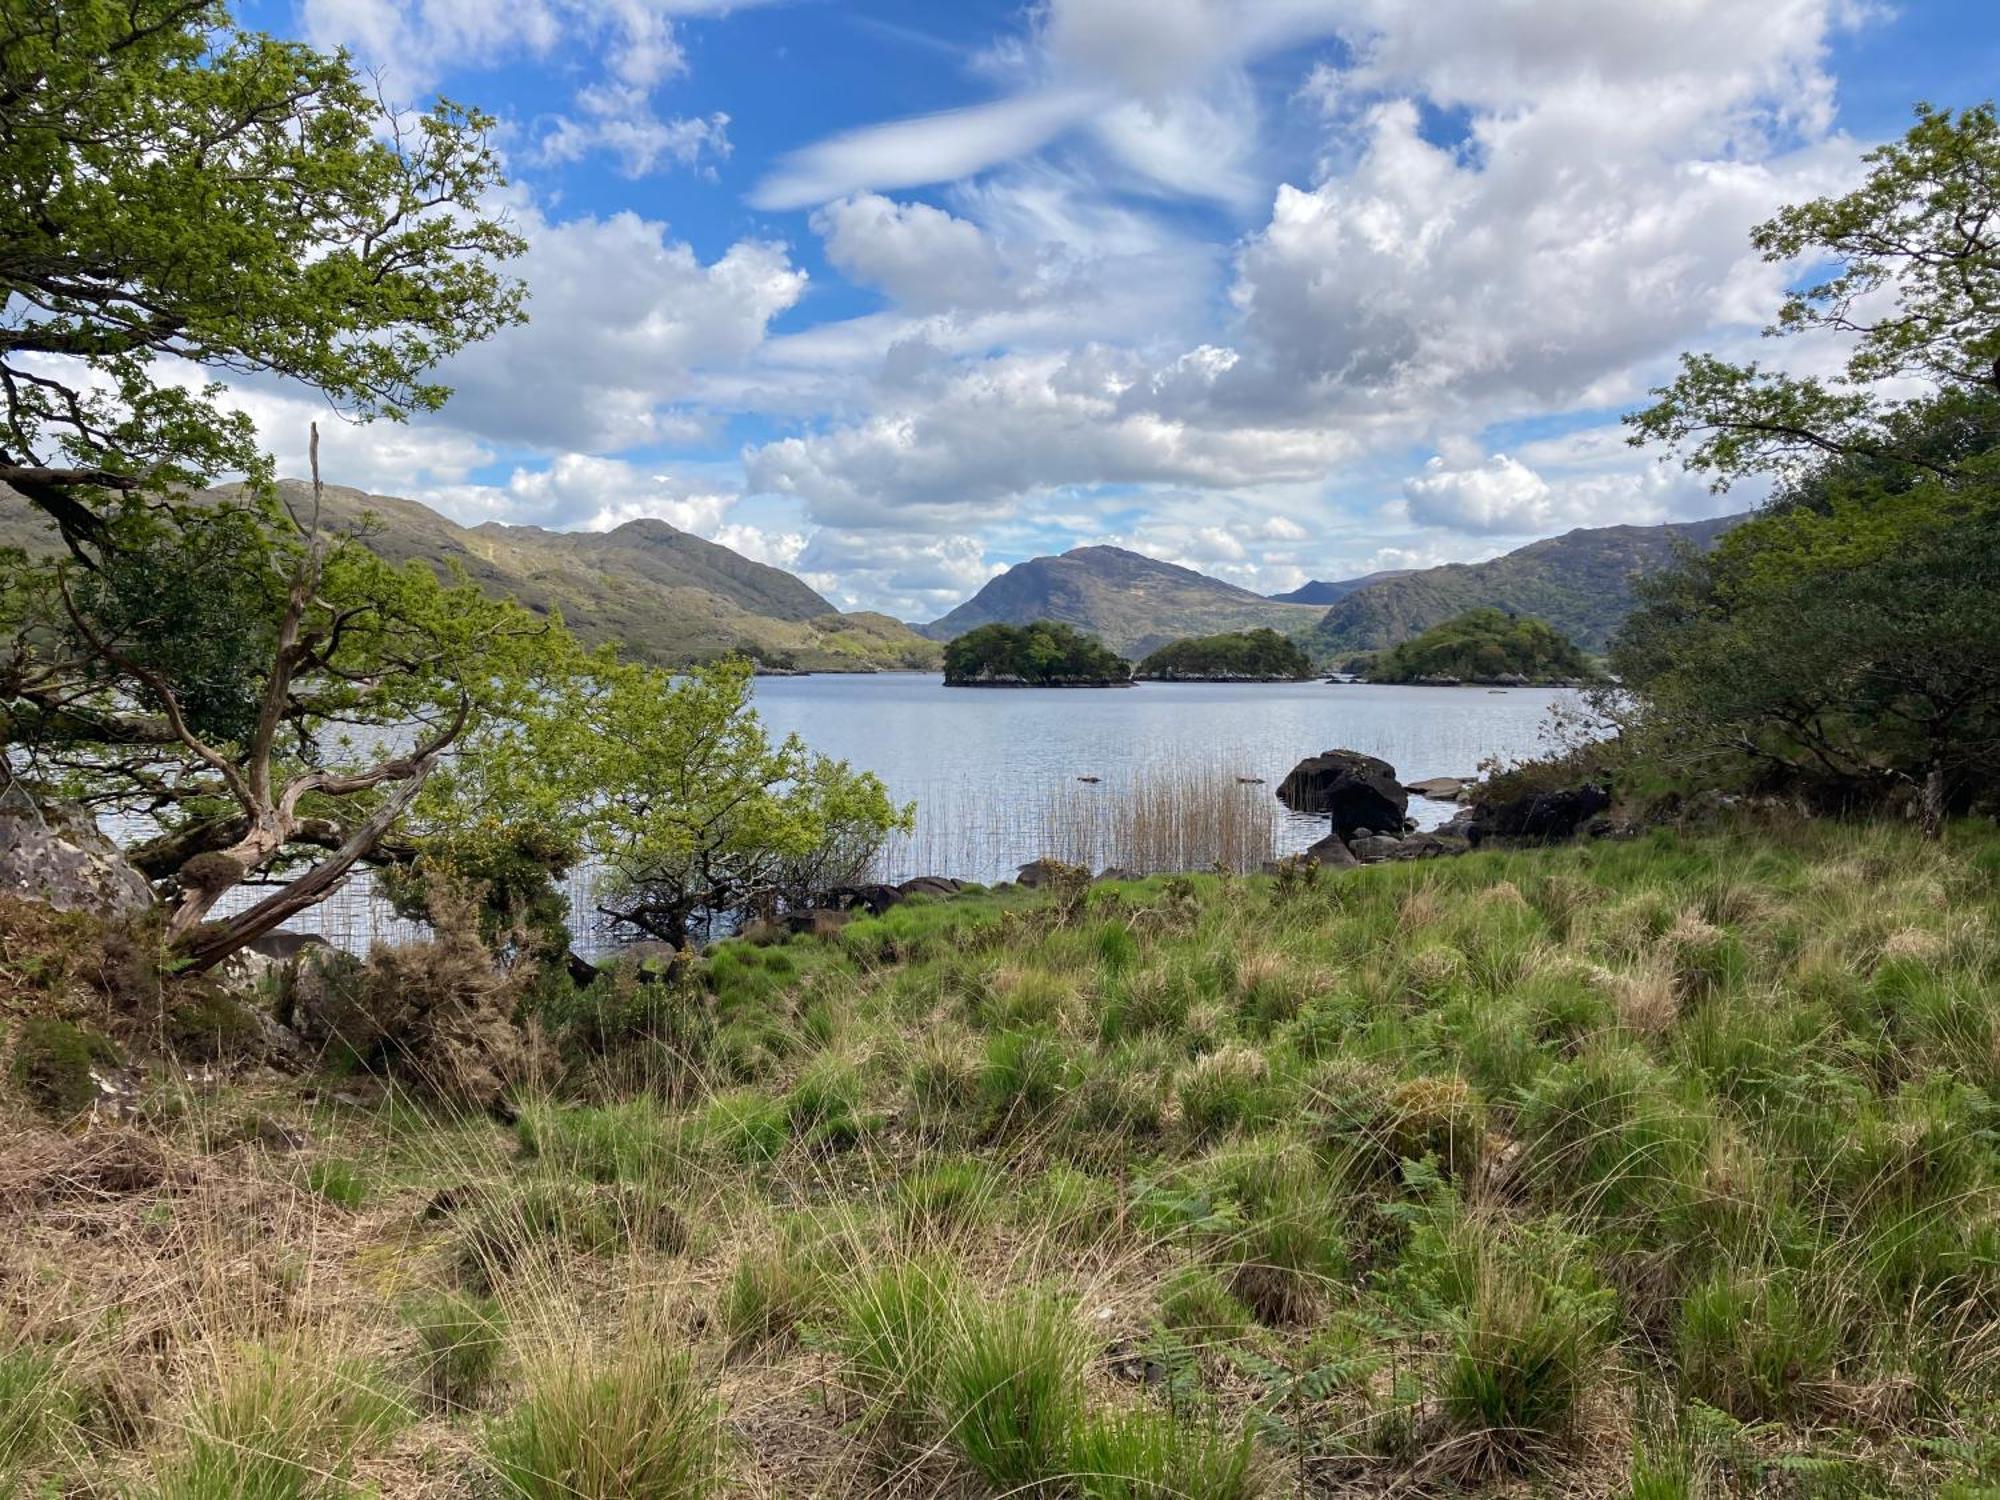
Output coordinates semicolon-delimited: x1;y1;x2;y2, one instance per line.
224;0;2000;619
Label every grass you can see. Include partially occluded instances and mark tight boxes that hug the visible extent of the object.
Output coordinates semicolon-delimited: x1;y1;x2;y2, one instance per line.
7;817;2000;1495
486;1345;723;1500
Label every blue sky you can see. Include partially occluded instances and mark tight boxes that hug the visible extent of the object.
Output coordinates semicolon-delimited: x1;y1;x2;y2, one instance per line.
226;0;2000;617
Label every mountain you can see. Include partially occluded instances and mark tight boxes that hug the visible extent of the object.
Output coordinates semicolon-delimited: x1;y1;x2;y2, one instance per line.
1267;569;1413;605
1309;514;1745;655
919;545;1326;660
0;483;940;673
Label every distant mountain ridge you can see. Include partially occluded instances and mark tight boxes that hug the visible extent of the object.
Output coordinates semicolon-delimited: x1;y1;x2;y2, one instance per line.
1309;514;1745;655
1267;569;1413;605
918;544;1325;659
0;482;940;673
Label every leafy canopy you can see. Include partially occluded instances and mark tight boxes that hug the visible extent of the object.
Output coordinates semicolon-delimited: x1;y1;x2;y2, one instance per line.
943;622;1132;686
1367;609;1593;685
1136;627;1313;681
0;0;524;552
1618;102;2000;834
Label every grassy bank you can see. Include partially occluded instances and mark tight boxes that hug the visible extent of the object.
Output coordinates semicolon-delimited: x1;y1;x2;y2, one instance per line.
5;819;2000;1497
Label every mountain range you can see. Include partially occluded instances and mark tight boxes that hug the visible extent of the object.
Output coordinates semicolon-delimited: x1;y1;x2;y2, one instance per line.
1301;514;1743;655
917;545;1326;660
0;482;940;673
0;482;1743;671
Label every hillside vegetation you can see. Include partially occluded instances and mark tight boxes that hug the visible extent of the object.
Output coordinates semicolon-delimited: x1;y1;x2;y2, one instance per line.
0;482;941;673
1135;627;1314;681
1311;516;1741;654
924;546;1325;660
7;822;2000;1496
944;620;1133;686
1365;608;1596;684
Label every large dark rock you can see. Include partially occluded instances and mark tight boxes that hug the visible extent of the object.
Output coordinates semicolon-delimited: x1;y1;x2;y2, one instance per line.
1303;832;1359;868
0;802;153;918
821;883;907;916
1468;784;1612;846
1276;750;1408;837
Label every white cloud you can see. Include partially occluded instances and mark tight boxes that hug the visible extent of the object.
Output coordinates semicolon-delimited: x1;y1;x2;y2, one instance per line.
811;194;1016;313
437;207;806;452
537;94;730;177
1402;453;1555;533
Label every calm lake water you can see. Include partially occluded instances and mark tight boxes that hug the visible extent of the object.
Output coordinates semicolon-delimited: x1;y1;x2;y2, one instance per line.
242;673;1576;951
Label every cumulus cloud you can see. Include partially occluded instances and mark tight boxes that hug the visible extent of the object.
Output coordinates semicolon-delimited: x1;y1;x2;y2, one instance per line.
1402;453;1556;534
437;207;805;452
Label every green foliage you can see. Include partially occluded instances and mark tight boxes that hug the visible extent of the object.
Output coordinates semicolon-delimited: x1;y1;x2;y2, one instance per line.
943;620;1133;686
486;1346;724;1500
1135;627;1313;681
937;1296;1086;1493
6;1017;114;1117
434;655;911;945
0;1344;74;1485
0;0;522;535
1675;1267;1837;1420
404;1290;508;1410
152;1343;404;1500
833;1259;964;1433
1070;1407;1260;1500
1437;1261;1612;1453
301;1158;371;1209
1366;607;1595;684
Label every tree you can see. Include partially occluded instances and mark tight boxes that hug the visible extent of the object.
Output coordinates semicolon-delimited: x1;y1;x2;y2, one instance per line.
943;622;1132;686
3;437;583;969
1620;103;2000;835
1;0;524;557
421;656;913;948
1630;103;2000;490
1365;609;1594;685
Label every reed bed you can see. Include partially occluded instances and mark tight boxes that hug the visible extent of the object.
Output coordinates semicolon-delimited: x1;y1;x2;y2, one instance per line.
1028;762;1280;874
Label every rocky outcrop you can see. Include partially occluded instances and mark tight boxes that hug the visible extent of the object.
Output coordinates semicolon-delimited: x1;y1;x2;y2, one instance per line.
0;802;153;918
1276;750;1408;837
1467;784;1612;845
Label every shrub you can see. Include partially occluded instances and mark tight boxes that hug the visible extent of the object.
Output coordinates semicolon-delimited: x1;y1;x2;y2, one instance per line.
405;1290;507;1410
487;1346;724;1500
939;1296;1086;1493
7;1018;115;1118
1069;1406;1260;1500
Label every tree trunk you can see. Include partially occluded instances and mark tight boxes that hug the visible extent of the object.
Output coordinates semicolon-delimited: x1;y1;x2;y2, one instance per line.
1918;722;1950;841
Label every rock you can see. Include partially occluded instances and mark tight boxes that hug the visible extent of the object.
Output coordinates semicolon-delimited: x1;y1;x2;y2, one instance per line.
246;929;330;962
896;876;963;901
821;883;907;916
1077;775;1102;784
1094;866;1145;883
1303;832;1359;869
1014;859;1071;889
0;802;153;917
1468;784;1612;846
1404;776;1467;800
1275;750;1408;837
782;907;850;936
1349;833;1405;862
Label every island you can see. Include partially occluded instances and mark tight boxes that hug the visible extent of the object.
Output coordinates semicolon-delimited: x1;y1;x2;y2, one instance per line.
1134;626;1315;681
942;620;1134;686
1363;607;1598;685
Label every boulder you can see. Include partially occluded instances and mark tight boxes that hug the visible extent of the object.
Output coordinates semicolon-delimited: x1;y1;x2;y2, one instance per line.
820;882;907;915
1467;784;1612;846
1348;833;1406;863
896;876;963;901
1404;776;1467;800
1303;832;1359;869
0;802;152;918
1275;751;1408;837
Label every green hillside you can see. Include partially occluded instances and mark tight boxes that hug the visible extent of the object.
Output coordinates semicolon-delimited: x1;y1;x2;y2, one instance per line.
921;545;1324;660
0;483;941;673
1310;515;1743;653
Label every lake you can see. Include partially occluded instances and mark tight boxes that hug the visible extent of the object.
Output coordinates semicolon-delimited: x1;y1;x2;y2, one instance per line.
253;673;1574;951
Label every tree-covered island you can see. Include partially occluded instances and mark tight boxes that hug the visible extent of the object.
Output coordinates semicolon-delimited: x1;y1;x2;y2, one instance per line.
1363;608;1597;684
1134;627;1314;681
941;620;1133;686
